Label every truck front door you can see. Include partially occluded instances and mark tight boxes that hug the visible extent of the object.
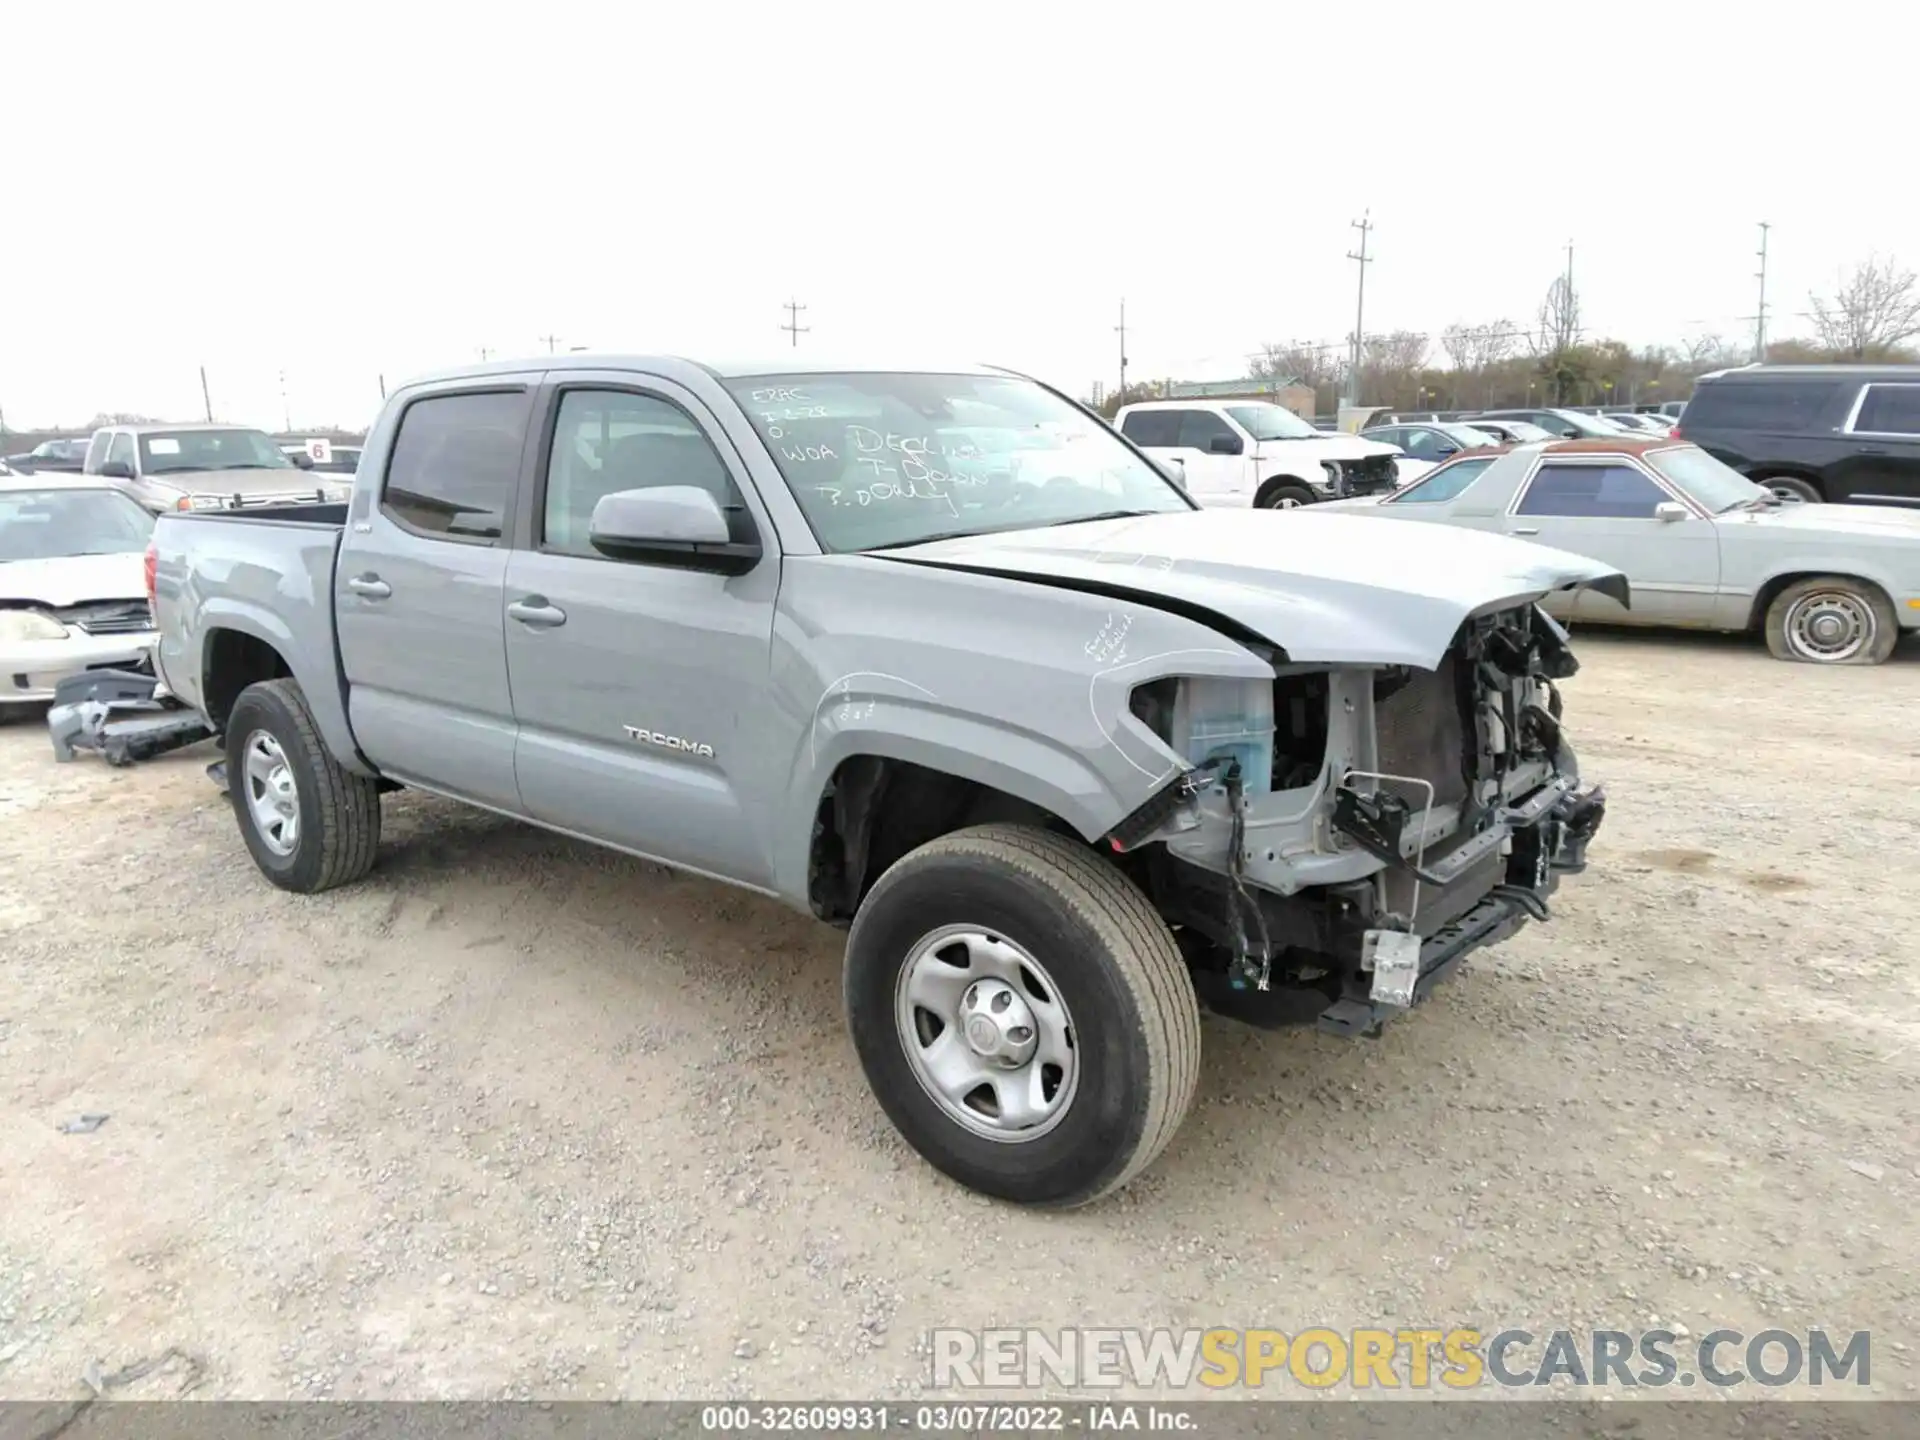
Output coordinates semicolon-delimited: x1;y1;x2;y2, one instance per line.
503;378;781;888
335;383;534;812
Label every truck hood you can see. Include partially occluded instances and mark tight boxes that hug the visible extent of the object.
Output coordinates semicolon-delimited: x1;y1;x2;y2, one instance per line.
0;551;148;607
1252;434;1399;463
145;467;332;497
883;508;1628;669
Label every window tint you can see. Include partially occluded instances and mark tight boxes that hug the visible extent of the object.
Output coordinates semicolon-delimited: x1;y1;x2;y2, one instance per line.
1391;456;1495;504
1686;378;1838;432
1176;410;1237;450
1517;463;1669;518
380;391;528;541
107;432;134;470
1400;427;1453;461
542;389;748;557
1851;384;1920;435
1119;410;1179;447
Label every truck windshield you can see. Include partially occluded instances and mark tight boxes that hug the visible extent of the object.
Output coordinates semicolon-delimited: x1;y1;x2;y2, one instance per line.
724;372;1191;552
0;487;156;561
139;429;295;475
1224;403;1320;440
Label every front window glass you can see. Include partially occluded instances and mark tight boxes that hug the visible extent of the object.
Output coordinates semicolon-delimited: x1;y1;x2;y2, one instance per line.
1223;403;1319;440
1389;457;1496;504
139;428;295;474
1518;463;1668;518
724;372;1190;552
0;487;156;561
1645;444;1767;513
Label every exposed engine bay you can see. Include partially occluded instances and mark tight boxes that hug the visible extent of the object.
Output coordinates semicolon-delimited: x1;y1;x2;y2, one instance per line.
1106;601;1608;1037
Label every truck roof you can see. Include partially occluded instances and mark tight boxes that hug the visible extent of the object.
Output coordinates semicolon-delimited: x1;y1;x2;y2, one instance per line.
95;422;273;435
1113;398;1275;412
398;354;1010;389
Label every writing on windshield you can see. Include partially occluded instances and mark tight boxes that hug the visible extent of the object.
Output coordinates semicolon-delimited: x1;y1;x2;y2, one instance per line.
140;429;294;474
725;373;1190;552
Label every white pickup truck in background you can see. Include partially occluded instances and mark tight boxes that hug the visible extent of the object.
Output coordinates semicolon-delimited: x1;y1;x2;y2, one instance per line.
1114;399;1402;508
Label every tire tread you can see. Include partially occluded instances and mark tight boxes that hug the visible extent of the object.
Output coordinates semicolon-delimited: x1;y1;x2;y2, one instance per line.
233;678;381;891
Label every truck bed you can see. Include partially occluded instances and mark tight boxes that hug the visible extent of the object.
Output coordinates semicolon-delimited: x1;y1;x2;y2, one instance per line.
149;504;361;771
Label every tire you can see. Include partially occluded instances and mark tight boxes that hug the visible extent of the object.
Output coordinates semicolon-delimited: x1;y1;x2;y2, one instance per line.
1755;474;1821;504
1763;576;1899;666
1258;480;1316;509
844;823;1201;1207
225;677;382;892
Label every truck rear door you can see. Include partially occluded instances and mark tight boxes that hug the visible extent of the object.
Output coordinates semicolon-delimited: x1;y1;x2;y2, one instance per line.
503;374;782;887
334;381;536;811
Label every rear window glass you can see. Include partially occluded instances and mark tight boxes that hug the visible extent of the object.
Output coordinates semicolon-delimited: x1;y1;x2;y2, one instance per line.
1389;456;1496;504
381;391;530;542
1684;379;1839;432
1120;410;1179;447
1851;384;1920;435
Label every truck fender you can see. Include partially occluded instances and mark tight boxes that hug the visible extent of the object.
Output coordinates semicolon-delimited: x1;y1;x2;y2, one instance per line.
194;598;372;778
775;703;1141;903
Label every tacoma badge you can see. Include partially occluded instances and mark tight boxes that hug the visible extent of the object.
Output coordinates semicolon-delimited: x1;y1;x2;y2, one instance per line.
624;725;715;759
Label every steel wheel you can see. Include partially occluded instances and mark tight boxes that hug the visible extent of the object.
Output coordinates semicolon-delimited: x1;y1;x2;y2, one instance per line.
243;729;300;856
1781;588;1876;663
895;923;1078;1143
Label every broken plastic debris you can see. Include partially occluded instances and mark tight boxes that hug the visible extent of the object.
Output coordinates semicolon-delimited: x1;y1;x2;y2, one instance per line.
57;1113;109;1134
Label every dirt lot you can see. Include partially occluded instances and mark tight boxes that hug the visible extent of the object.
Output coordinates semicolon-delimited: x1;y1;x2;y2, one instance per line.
1;631;1916;1402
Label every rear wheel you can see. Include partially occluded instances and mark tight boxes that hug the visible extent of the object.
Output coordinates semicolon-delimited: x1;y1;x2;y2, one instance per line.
226;678;382;892
844;824;1201;1207
1258;480;1316;509
1763;576;1899;665
1755;474;1821;504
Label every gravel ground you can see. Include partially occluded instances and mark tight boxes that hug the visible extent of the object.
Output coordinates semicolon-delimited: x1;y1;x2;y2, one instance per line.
1;630;1916;1403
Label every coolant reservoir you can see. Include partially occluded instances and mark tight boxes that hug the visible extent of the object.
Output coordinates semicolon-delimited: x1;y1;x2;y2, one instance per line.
1171;677;1274;794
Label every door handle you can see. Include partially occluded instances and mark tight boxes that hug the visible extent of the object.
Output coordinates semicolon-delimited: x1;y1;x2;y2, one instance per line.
346;574;391;599
507;597;567;628
1511;526;1540;535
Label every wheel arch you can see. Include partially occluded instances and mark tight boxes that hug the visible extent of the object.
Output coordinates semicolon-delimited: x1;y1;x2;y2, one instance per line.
1255;474;1318;507
1747;568;1897;632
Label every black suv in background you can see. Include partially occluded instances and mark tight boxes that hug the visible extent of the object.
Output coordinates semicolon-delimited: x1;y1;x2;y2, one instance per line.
1677;364;1920;506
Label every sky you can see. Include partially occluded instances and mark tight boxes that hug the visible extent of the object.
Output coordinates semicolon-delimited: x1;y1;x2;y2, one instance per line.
3;0;1913;432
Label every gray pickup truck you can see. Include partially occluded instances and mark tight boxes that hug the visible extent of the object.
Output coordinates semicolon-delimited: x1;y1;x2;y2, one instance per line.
150;356;1622;1207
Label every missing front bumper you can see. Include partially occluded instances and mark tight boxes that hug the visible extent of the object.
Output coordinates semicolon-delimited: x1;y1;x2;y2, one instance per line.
1325;783;1608;1037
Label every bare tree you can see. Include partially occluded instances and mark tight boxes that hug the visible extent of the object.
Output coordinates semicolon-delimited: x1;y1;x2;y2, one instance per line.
1529;277;1580;358
1680;333;1740;368
1809;257;1920;359
1249;341;1339;389
1440;320;1518;372
1362;330;1429;373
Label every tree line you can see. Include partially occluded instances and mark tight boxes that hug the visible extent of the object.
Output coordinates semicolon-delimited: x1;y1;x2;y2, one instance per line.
1093;255;1920;418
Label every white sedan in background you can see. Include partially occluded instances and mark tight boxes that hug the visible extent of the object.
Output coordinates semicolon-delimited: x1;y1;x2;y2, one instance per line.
1358;420;1505;485
1;477;160;707
1317;437;1920;664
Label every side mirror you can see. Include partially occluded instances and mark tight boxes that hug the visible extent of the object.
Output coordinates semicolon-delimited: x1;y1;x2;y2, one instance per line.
1654;501;1689;523
588;485;761;575
1434;445;1459;458
99;459;134;480
290;451;315;470
1207;434;1244;456
1159;457;1187;488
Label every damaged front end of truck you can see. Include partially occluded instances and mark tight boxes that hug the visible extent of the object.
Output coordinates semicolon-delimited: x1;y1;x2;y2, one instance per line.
1102;598;1611;1038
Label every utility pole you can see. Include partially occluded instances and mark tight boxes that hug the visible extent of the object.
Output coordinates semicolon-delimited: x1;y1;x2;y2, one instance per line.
1754;221;1771;363
200;366;213;422
279;370;290;434
1346;213;1373;404
478;347;493;362
378;374;387;400
780;298;810;347
1115;299;1129;399
539;333;561;354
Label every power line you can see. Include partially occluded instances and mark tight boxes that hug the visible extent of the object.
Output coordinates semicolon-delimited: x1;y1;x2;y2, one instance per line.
781;299;809;347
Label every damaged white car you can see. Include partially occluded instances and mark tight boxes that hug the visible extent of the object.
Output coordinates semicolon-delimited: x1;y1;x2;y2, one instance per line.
1;477;159;708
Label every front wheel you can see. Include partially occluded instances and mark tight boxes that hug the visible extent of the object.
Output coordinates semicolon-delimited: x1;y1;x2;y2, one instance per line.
226;677;383;892
1258;481;1317;509
1763;576;1899;665
1756;474;1821;504
844;824;1201;1207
